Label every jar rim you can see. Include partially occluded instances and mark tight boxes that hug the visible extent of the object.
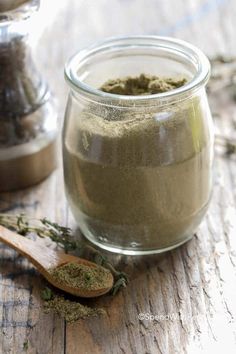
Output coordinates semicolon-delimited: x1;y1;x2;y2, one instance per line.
65;35;211;106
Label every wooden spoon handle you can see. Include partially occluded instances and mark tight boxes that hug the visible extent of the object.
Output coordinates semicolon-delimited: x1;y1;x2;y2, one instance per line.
0;225;114;298
0;225;59;270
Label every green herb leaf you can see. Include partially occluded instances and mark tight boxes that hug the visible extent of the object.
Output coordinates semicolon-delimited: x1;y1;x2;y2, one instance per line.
41;287;53;301
23;340;28;351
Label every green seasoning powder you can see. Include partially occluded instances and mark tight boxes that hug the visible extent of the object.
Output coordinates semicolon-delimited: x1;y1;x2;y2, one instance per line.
43;294;105;322
49;262;111;290
100;74;187;95
41;287;105;322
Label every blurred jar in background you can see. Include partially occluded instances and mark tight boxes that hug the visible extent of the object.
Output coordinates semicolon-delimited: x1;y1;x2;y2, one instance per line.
0;0;57;192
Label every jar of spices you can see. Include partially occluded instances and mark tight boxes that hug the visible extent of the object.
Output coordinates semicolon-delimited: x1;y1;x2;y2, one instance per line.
0;0;57;192
63;36;214;255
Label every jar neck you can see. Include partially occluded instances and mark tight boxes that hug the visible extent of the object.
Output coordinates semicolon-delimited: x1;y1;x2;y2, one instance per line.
70;87;207;117
65;36;210;108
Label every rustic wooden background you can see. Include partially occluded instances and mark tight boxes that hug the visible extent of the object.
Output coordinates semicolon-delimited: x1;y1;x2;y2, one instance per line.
1;0;236;353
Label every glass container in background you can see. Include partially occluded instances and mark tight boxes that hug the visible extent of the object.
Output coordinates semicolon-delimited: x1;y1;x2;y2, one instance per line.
63;36;214;255
0;0;57;192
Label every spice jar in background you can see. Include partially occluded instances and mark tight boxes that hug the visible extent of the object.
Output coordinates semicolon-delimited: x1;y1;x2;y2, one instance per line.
63;36;214;255
0;0;57;192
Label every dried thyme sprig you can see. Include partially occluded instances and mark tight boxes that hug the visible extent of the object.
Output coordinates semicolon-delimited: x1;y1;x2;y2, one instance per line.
207;56;236;156
0;213;128;294
208;56;236;95
215;134;236;156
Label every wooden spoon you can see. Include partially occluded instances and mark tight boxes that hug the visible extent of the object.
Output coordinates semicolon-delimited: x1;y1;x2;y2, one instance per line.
0;225;113;298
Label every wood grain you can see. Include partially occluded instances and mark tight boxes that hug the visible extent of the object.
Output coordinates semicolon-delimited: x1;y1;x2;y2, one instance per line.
1;0;236;353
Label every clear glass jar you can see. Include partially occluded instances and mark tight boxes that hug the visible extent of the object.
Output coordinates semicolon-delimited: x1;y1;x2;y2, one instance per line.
63;36;214;255
0;0;57;192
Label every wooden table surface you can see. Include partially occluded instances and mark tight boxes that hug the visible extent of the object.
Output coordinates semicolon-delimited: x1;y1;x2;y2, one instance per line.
1;0;236;353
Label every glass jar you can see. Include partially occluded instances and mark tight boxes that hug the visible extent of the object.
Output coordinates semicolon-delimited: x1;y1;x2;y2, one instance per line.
63;36;214;255
0;0;57;192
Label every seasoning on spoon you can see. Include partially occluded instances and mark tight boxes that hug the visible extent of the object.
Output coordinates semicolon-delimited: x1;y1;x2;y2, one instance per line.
49;262;112;291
